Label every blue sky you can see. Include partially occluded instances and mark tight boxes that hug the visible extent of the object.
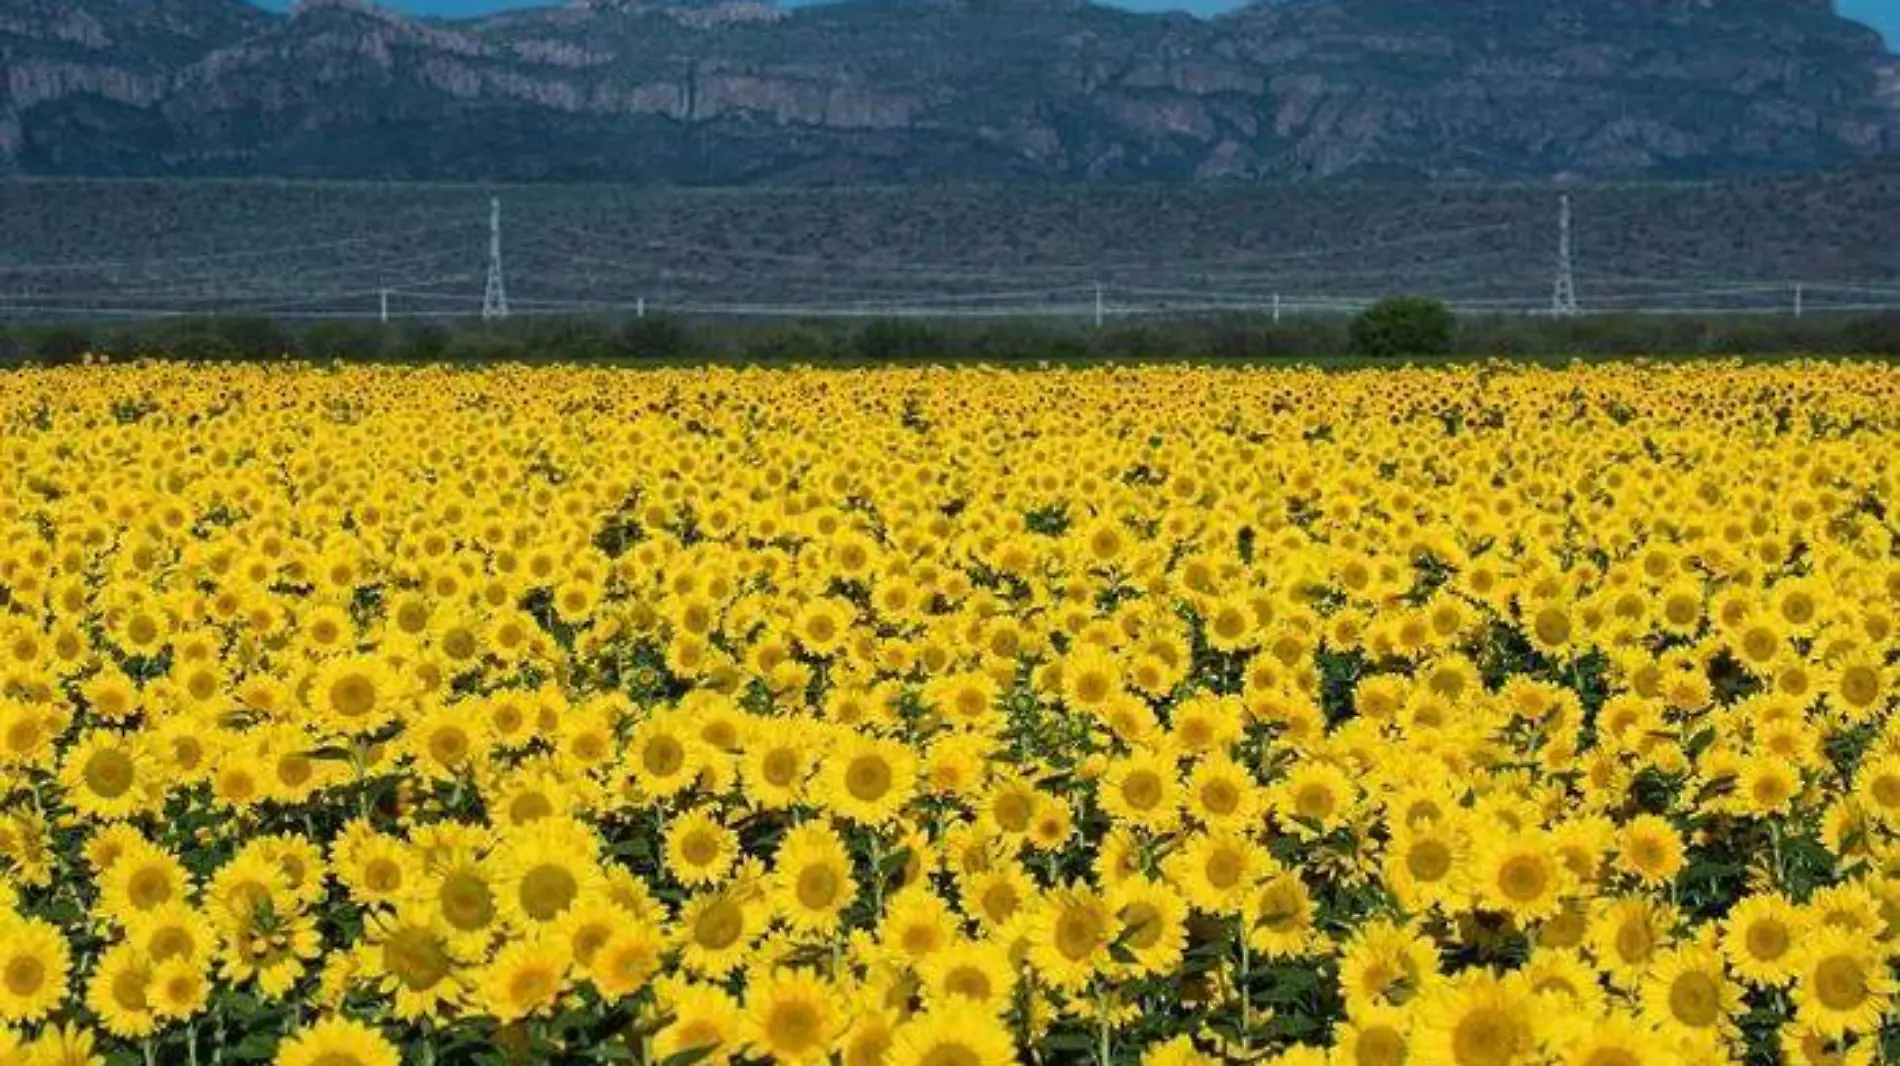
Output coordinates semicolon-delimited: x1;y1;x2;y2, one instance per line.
256;0;1900;42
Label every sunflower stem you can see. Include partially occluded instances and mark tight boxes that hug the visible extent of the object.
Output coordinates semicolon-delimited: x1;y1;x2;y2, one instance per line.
1017;966;1039;1066
1095;985;1113;1066
1769;818;1787;886
1237;920;1253;1055
352;742;370;822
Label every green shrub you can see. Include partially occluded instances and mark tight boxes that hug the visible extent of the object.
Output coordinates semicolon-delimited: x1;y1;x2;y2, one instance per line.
1349;296;1455;359
617;315;697;360
853;320;950;362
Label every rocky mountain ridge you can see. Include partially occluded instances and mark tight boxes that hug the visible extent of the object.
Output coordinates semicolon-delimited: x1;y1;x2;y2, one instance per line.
0;0;1894;181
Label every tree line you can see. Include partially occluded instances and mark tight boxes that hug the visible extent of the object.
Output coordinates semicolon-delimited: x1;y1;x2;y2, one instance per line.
1;301;1895;367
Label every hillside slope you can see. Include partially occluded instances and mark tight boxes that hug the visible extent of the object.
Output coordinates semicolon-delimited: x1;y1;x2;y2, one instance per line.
0;0;1894;181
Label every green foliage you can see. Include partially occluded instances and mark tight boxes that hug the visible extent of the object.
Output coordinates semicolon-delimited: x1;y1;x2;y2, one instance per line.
34;325;90;364
853;320;953;362
1349;296;1456;359
617;315;698;361
4;310;1900;368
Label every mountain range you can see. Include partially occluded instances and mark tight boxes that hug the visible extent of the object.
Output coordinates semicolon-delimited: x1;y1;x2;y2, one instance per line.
1;0;1897;182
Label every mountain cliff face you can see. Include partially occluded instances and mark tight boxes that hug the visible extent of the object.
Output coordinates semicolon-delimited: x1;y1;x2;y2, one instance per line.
1;0;1894;182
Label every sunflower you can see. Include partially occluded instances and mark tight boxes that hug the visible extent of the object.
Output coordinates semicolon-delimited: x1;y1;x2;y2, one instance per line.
1558;1015;1670;1066
209;747;268;812
839;1008;900;1066
0;699;55;768
0;916;70;1023
1808;882;1885;939
1202;595;1260;653
745;969;842;1065
557;702;619;773
260;724;338;805
491;768;573;829
654;980;744;1066
917;938;1017;1015
555;898;633;979
336;832;420;908
1247;872;1317;960
405;700;489;782
1336;918;1439;1014
817;733;917;826
1640;943;1741;1041
26;1022;105;1066
1384;816;1469;914
1141;1034;1218;1066
1414;970;1538;1066
1333;1004;1412;1066
1271;760;1356;838
1475;832;1573;923
1109;876;1190;977
1028;795;1075;851
1184;754;1263;830
81;669;141;723
308;655;402;736
741;718;815;809
148;957;211;1021
84;944;158;1039
770;821;857;934
57;729;154;821
1793;928;1895;1037
1731;616;1790;674
1029;884;1118;993
665;808;739;887
358;905;468;1022
1615;815;1685;887
1586;896;1677;989
126;903;216;966
1830;650;1888;721
493;818;603;930
1734;754;1800;818
924;732;993;799
793;597;855;659
962;864;1035;932
927;670;1003;733
886;1002;1017;1066
217;901;322;999
1769;578;1825;636
1852;754;1900;826
881;885;958;965
1777;1020;1874;1066
1720;893;1808;987
415;852;502;949
1521;948;1609;1018
1550;816;1614;886
273;1015;400;1066
98;841;192;920
678;888;764;980
590;922;664;1002
1167;828;1267;915
1061;644;1125;712
1100;746;1183;832
477;935;569;1024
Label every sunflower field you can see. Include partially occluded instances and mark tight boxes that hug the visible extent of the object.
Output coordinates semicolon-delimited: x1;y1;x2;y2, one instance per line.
1;360;1899;1066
